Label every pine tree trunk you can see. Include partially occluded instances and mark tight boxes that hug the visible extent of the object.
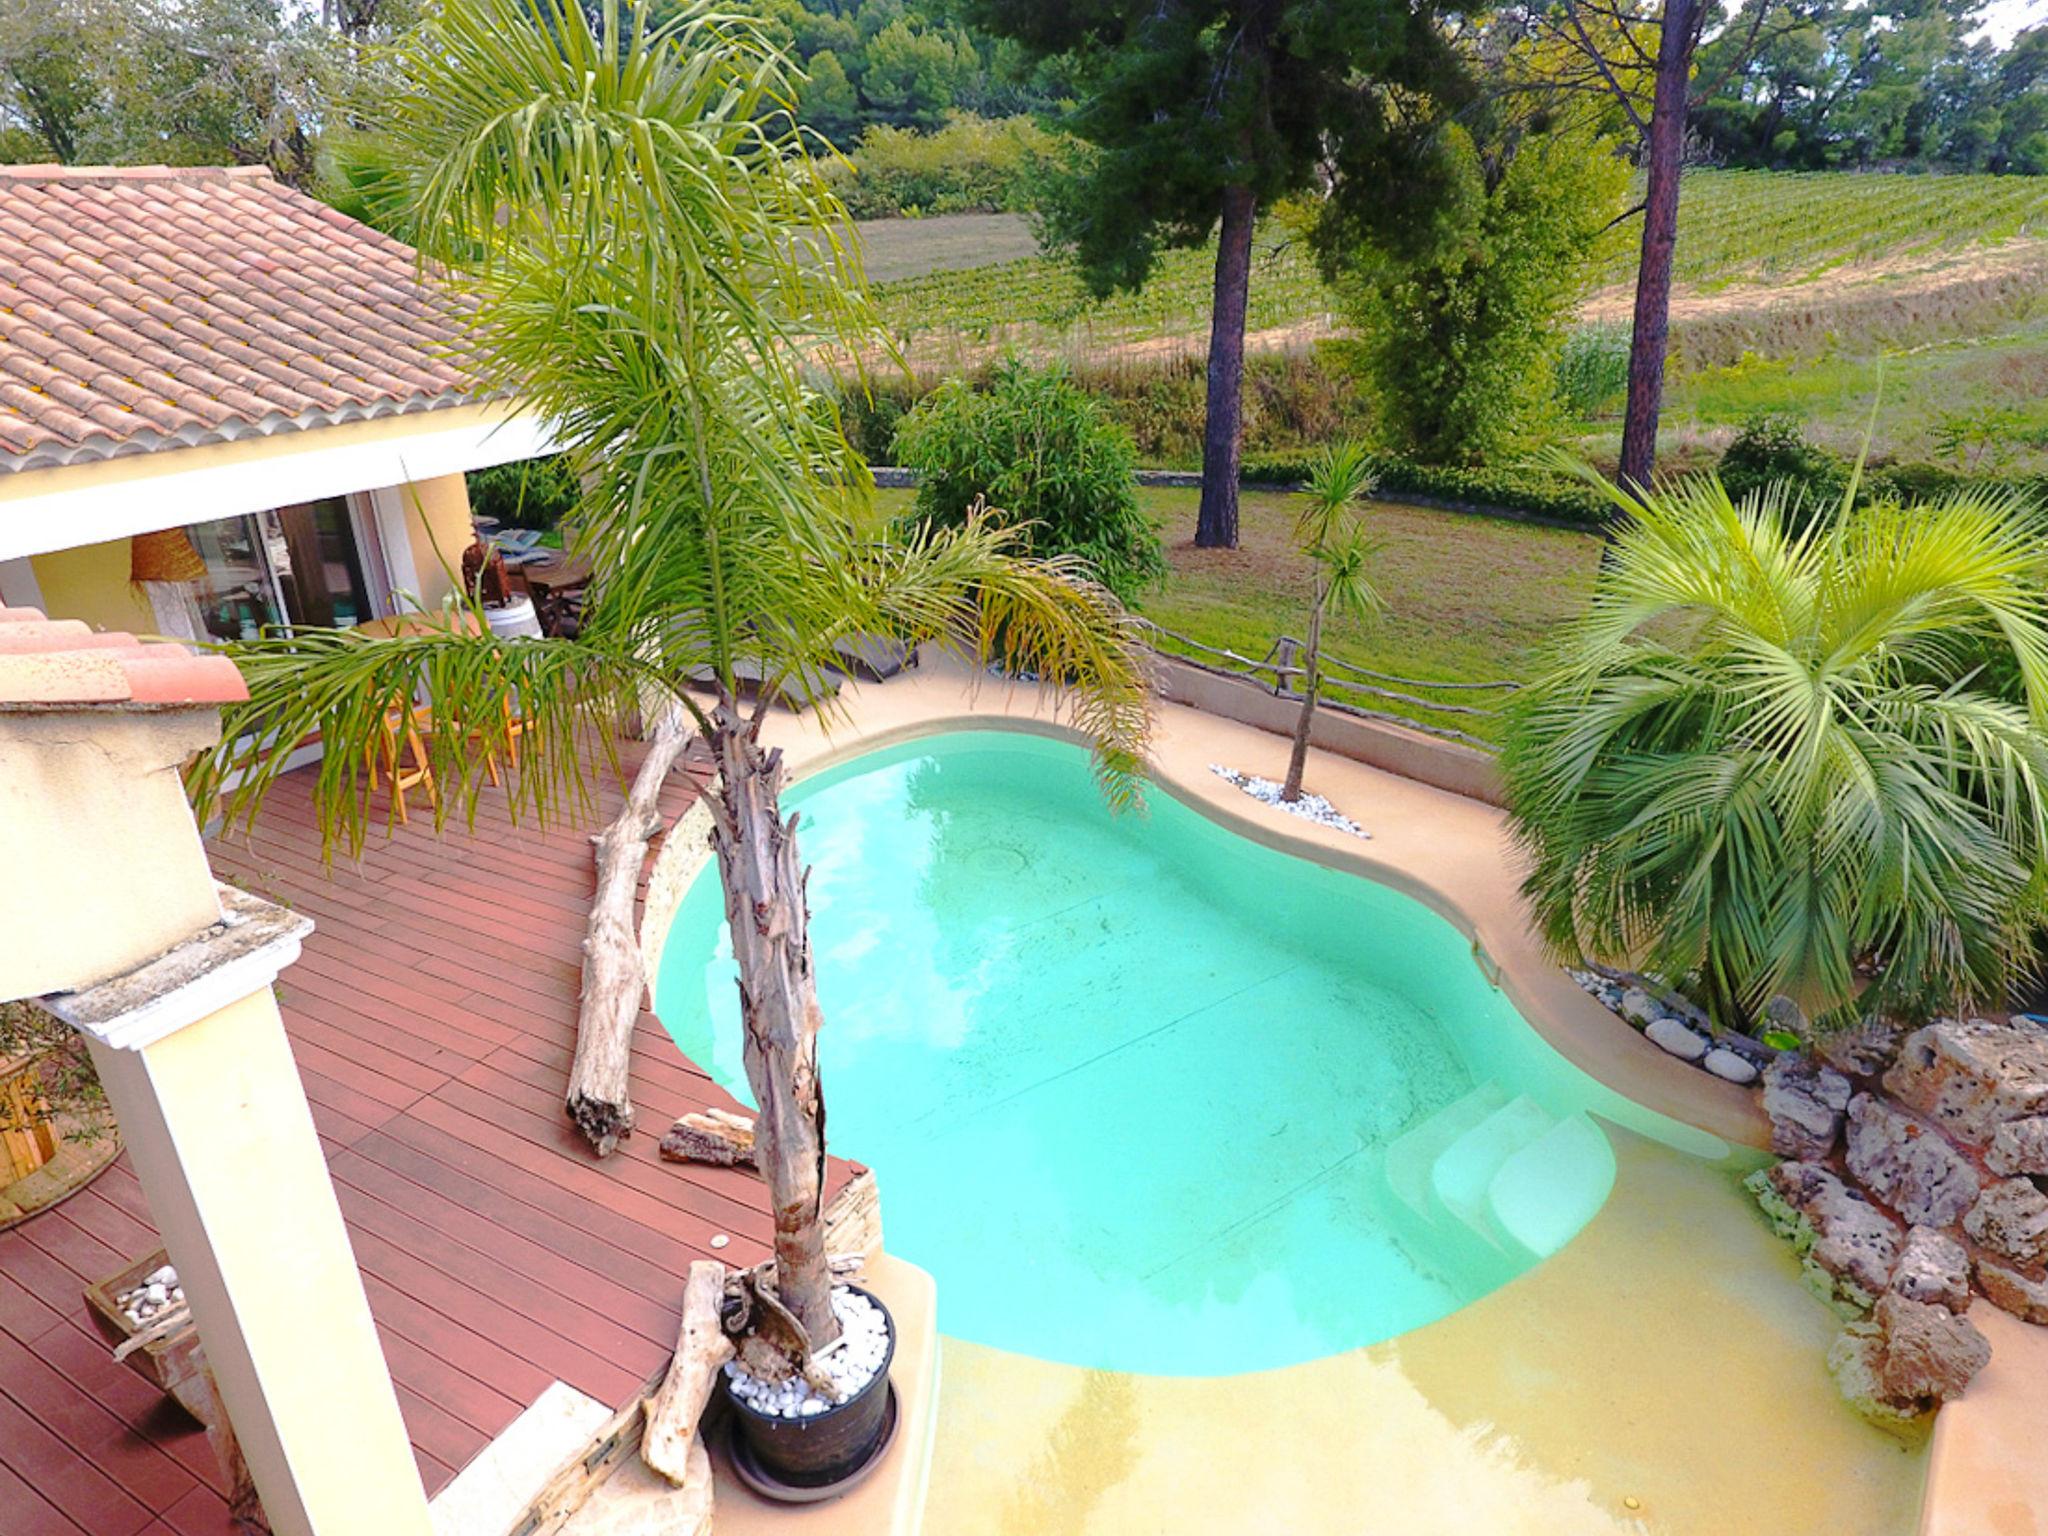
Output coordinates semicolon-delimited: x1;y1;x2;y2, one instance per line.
703;696;839;1347
1281;584;1324;802
1197;180;1257;550
1618;0;1698;492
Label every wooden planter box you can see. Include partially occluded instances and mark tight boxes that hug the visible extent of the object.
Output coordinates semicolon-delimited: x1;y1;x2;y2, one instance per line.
84;1246;211;1425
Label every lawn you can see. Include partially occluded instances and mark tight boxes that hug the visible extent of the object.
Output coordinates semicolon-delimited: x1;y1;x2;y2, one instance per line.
875;485;1606;744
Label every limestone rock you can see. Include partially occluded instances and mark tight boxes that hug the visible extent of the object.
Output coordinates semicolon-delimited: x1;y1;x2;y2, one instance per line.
1763;994;1809;1040
1829;1293;1991;1419
1762;1055;1853;1160
1977;1258;2048;1324
1749;1161;1903;1309
1815;1018;1903;1080
1963;1177;2048;1269
1646;1017;1707;1061
1884;1018;2048;1148
1845;1093;1981;1229
1704;1047;1759;1084
1888;1227;1971;1313
1987;1116;2048;1177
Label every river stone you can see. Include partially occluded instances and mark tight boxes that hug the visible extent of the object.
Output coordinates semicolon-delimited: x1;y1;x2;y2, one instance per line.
1762;1056;1854;1160
1987;1117;2048;1177
1704;1046;1759;1084
1828;1293;1992;1422
1646;1017;1708;1061
1619;987;1662;1027
1750;1161;1902;1309
1963;1177;2048;1269
1889;1227;1971;1313
1977;1258;2048;1324
1845;1093;1981;1229
1883;1018;2048;1149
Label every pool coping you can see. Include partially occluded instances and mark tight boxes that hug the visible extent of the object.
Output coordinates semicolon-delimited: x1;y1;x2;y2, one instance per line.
640;654;1768;1153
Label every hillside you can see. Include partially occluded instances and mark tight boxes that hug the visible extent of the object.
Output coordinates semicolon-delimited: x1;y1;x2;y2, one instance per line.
862;170;2048;364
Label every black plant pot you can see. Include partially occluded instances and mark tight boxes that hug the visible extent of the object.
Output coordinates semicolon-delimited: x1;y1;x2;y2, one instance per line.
723;1286;897;1495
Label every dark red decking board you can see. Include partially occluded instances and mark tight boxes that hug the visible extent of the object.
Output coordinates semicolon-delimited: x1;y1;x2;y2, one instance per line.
0;741;852;1535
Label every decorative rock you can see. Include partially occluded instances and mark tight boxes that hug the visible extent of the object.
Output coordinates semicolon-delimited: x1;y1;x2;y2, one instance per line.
1883;1018;2048;1149
1889;1227;1972;1313
1815;1019;1903;1080
1986;1116;2048;1177
1976;1258;2048;1324
1703;1047;1759;1085
1762;1055;1854;1160
1829;1292;1991;1420
1749;1162;1903;1310
1845;1093;1981;1229
1762;994;1809;1040
1963;1177;2048;1269
1646;1017;1708;1061
1619;987;1662;1028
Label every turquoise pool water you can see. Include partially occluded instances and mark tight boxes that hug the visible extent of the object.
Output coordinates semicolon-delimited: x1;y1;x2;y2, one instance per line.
655;731;1701;1376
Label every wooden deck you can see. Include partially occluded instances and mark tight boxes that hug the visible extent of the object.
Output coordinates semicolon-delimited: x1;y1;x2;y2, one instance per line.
0;743;838;1536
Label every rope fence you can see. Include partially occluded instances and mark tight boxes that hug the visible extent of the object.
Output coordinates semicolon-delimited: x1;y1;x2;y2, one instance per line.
1134;619;1519;753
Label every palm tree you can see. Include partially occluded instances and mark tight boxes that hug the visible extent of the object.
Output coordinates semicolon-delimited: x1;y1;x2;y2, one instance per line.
1501;467;2048;1033
1281;442;1382;802
190;0;1149;1354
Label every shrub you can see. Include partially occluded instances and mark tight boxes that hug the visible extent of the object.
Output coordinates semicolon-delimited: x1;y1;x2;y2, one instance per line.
1240;451;1614;526
1502;472;2048;1030
466;453;581;531
1555;325;1632;421
829;114;1063;219
1715;413;1849;526
1318;124;1630;466
893;359;1163;601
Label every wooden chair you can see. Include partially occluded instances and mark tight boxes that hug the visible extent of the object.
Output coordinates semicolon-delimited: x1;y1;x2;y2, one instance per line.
357;610;533;795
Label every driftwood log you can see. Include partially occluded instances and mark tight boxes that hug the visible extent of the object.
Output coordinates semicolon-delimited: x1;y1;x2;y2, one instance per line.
659;1108;757;1169
705;696;840;1346
566;711;691;1155
642;1260;732;1493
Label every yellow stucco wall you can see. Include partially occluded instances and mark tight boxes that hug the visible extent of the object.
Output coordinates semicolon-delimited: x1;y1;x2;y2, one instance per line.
397;472;475;610
29;537;156;635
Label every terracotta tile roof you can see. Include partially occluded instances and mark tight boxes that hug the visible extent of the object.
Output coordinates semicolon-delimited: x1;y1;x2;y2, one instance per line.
0;164;482;474
0;602;247;708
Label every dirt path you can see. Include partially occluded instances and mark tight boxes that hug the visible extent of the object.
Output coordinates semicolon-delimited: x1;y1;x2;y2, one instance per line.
1580;237;2048;326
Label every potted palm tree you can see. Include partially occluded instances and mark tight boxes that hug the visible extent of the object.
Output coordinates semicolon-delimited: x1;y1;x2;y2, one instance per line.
190;0;1149;1495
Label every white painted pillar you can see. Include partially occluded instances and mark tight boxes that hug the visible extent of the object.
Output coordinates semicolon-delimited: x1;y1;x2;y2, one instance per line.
45;890;434;1536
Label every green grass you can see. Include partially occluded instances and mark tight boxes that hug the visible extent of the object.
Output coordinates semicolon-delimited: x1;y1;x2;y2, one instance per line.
876;484;1604;743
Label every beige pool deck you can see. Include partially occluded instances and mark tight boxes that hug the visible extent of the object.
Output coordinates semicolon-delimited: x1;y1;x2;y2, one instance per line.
712;653;2048;1536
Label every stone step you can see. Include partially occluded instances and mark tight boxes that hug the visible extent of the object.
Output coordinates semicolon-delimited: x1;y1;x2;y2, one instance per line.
1384;1081;1511;1221
1430;1095;1555;1237
1485;1114;1615;1262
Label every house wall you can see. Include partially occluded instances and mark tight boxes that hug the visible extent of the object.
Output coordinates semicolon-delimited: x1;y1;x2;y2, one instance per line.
28;536;156;636
394;472;476;610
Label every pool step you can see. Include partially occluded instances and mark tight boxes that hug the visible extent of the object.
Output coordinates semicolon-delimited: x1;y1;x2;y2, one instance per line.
1430;1095;1555;1235
1385;1083;1510;1220
1486;1115;1615;1261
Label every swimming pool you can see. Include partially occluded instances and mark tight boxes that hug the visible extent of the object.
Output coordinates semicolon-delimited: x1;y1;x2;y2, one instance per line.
654;730;1702;1376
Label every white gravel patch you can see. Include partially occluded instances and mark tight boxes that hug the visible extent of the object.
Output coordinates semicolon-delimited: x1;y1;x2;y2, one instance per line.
1209;765;1368;838
725;1287;889;1419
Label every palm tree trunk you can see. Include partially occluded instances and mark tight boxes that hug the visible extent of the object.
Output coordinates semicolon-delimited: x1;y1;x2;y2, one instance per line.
1618;0;1698;492
1197;180;1256;551
1281;583;1325;802
704;695;839;1347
